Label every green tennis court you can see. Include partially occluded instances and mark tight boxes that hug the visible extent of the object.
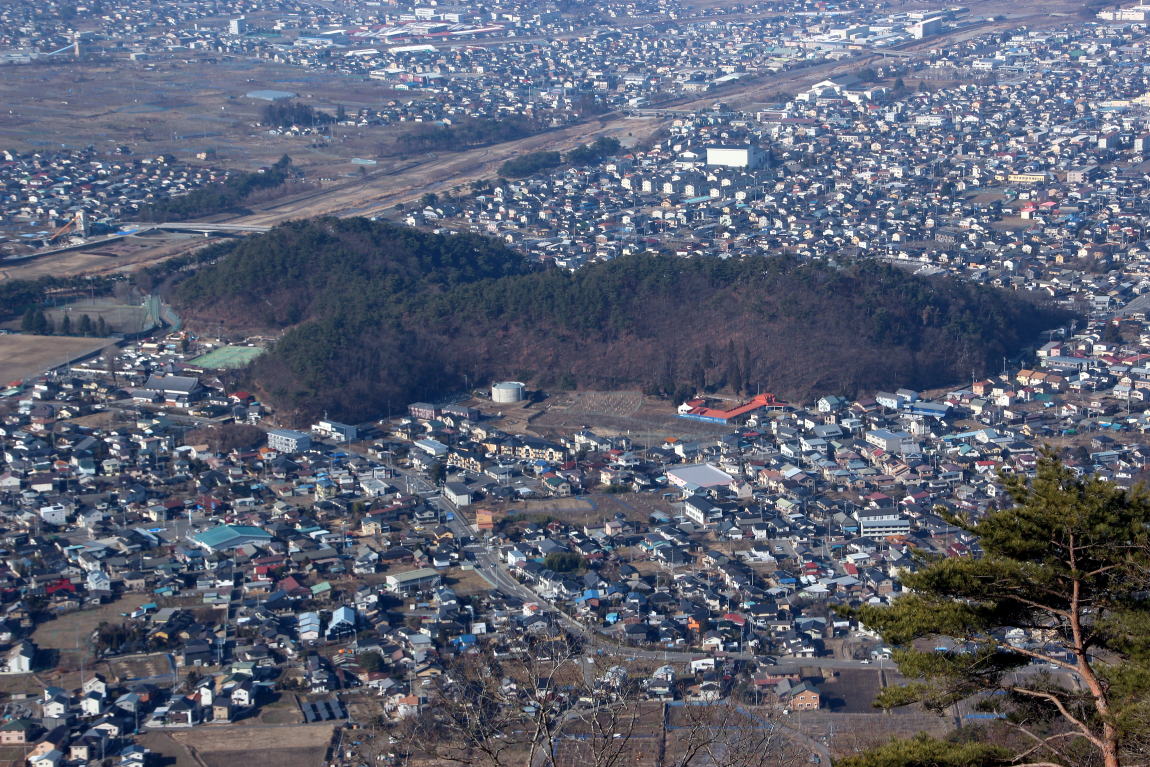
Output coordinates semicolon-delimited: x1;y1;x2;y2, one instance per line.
189;345;266;369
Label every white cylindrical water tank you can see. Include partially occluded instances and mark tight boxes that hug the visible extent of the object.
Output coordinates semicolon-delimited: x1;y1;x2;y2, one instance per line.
491;381;526;403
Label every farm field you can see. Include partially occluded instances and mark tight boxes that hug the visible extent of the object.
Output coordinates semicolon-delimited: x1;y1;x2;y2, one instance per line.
32;594;152;653
151;721;336;767
0;333;110;385
526;390;730;445
0;57;406;173
48;296;155;335
0;296;155;335
509;492;678;527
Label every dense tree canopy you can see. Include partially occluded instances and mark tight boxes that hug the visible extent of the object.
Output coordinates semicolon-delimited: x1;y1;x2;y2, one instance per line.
499;150;562;178
394;115;545;154
171;218;1071;423
260;101;334;128
499;136;623;178
852;456;1150;767
835;734;1010;767
137;155;295;221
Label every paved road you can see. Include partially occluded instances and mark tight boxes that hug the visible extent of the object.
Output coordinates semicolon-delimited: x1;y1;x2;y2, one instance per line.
389;464;880;677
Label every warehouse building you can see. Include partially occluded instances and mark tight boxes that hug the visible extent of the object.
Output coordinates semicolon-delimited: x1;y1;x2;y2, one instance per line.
705;145;766;169
193;524;274;552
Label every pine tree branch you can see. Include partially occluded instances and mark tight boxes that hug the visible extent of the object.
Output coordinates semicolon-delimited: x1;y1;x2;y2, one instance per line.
996;590;1072;620
993;640;1078;673
1011;687;1103;749
1083;563;1125;579
1009;726;1082;764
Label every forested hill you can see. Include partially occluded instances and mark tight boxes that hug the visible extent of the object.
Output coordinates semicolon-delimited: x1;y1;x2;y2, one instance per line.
174;217;534;329
172;217;1073;423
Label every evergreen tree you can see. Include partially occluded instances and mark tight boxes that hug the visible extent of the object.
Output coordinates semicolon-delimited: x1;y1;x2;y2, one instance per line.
20;307;36;332
32;309;49;335
836;734;1010;767
726;340;742;395
96;316;108;336
78;314;93;336
851;455;1150;767
60;314;72;335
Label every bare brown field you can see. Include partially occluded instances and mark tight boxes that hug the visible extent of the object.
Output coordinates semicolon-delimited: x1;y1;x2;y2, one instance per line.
253;694;304;725
32;594;151;653
145;722;335;767
0;745;32;767
810;709;956;758
507;491;674;527
442;566;496;597
0;234;209;282
0;333;111;385
0;296;154;335
526;390;728;445
137;733;202;767
0;56;406;174
816;668;889;714
554;736;662;767
555;702;665;767
106;653;176;684
168;722;335;751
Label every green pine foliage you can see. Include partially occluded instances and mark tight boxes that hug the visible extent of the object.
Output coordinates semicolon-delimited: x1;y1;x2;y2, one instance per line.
170;218;1071;423
542;552;584;572
137;155;295;222
395;115;545;153
850;455;1150;767
835;734;1010;767
0;273;119;323
564;136;622;166
499;150;563;178
260;101;334;128
498;137;622;178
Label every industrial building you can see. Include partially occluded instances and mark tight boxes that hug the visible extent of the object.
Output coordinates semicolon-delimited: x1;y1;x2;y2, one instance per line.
665;463;734;493
677;393;785;424
705;146;766;169
192;524;274;552
311;419;358;443
492;381;526;403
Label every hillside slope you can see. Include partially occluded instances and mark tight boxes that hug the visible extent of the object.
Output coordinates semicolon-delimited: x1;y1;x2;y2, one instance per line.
173;218;1073;423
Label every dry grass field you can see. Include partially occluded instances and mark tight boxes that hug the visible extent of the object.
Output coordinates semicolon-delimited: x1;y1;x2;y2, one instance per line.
507;492;677;527
0;56;406;173
165;722;336;767
0;333;110;384
32;594;151;653
527;390;729;445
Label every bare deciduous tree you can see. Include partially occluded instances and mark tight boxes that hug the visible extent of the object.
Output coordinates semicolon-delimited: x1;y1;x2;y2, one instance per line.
399;634;816;767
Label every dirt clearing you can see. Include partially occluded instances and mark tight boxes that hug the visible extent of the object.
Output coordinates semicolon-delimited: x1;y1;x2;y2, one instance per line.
0;334;111;385
148;722;336;767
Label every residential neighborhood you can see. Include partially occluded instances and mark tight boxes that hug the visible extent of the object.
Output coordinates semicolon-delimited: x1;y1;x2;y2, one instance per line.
6;0;1150;764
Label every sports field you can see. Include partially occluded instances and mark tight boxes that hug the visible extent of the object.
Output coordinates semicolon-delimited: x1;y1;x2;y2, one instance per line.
189;344;265;369
0;334;109;385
